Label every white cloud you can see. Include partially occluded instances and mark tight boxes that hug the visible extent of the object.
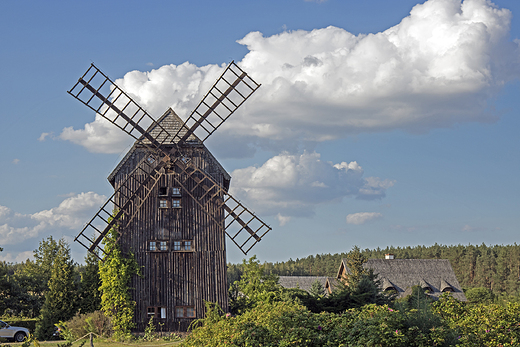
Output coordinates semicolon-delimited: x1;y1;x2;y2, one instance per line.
38;132;52;141
229;151;394;218
0;251;33;263
60;0;518;156
0;192;106;246
12;159;19;164
346;212;383;225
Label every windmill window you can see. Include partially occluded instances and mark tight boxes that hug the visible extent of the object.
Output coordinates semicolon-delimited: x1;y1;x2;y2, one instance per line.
158;187;168;196
172;187;181;196
159;199;169;208
148;240;169;252
175;306;195;318
147;306;167;319
172;199;181;208
173;240;193;252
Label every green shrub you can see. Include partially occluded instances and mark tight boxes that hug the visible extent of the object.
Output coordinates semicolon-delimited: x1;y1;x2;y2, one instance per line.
58;310;111;341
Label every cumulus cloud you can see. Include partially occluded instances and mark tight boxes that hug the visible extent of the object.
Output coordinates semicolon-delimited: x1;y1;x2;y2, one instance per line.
0;192;106;253
60;0;519;155
12;159;19;164
346;212;383;225
229;151;394;219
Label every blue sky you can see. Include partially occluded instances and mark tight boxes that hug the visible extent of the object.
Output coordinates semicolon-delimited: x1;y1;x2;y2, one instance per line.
1;0;520;264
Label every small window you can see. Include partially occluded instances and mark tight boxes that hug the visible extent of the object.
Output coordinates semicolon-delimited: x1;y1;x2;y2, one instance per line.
158;187;168;196
147;307;155;317
159;199;169;208
172;187;181;196
175;306;195;318
173;240;193;252
148;241;169;252
172;199;181;208
147;306;166;319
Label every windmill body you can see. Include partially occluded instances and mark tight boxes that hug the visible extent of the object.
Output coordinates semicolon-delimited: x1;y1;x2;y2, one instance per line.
108;109;228;330
69;62;270;332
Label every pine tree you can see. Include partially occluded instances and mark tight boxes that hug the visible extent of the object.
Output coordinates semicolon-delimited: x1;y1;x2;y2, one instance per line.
35;239;77;340
78;250;102;313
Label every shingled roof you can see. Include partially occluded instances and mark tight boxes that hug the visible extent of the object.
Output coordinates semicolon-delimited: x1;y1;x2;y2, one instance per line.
107;108;230;185
336;258;466;301
278;276;330;295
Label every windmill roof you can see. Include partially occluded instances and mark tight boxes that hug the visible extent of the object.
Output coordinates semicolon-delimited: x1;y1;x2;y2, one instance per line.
140;108;199;145
278;276;329;295
337;258;467;301
107;108;230;185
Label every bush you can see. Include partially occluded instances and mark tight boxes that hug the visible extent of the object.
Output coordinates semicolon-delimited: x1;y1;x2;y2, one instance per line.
183;301;456;347
58;311;111;341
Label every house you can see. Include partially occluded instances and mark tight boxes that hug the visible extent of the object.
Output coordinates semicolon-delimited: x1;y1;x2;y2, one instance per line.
278;276;332;296
328;255;466;301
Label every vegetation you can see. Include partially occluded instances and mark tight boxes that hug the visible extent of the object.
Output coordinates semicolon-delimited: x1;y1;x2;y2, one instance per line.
229;243;520;297
98;220;139;341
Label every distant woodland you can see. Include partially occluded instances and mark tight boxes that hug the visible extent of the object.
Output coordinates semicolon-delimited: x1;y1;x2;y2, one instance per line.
229;243;520;295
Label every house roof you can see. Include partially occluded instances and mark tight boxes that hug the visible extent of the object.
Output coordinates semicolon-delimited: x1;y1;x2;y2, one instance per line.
107;108;230;185
337;258;467;301
278;276;329;295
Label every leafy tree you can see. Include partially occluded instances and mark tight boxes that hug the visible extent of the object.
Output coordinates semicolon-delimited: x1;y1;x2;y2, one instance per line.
465;287;495;304
35;239;77;340
309;279;325;298
229;256;279;314
99;219;139;340
77;250;101;313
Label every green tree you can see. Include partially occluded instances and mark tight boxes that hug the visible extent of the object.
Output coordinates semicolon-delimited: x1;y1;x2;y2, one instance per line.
229;256;279;314
77;250;101;313
99;219;139;340
35;239;77;340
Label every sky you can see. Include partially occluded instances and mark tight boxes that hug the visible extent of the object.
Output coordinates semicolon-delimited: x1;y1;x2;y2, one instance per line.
1;0;520;265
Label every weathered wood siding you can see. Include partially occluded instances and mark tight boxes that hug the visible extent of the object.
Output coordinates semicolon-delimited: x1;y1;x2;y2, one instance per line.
112;144;228;332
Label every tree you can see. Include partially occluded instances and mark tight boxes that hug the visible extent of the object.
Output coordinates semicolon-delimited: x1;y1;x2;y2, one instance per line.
35;239;77;340
99;218;139;340
229;256;279;314
77;250;101;313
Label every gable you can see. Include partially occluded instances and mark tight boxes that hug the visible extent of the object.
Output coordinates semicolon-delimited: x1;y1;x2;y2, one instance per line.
108;108;231;186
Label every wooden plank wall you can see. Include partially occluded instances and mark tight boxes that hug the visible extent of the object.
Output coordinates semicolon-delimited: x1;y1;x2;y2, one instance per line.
113;145;229;332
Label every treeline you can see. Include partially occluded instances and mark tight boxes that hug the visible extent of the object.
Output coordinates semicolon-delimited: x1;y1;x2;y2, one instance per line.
0;237;101;339
229;243;520;295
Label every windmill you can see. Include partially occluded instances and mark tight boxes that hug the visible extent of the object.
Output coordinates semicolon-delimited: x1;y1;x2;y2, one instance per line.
68;62;271;331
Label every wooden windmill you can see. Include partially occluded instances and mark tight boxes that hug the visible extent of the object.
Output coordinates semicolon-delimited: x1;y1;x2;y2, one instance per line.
69;62;271;331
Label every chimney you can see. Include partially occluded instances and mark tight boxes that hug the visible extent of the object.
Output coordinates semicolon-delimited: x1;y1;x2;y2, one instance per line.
385;254;394;260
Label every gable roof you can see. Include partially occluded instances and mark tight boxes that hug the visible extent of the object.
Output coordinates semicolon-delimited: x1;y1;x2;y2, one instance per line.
337;258;466;301
278;276;329;295
107;108;230;185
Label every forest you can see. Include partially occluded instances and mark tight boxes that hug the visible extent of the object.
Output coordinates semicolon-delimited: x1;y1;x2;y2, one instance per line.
3;239;520;346
228;243;520;296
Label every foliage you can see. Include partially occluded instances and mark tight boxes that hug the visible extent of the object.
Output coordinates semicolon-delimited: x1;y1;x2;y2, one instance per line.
465;287;495;304
183;300;457;347
57;311;112;341
230;243;520;298
35;239;77;340
433;293;520;346
77;251;101;314
99;216;139;341
229;256;280;314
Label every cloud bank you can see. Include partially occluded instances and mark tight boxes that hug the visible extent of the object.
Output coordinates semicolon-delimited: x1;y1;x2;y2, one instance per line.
0;192;106;262
59;0;519;156
229;151;394;221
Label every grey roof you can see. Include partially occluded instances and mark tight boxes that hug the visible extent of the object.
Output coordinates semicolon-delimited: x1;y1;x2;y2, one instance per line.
338;258;467;301
107;108;230;185
278;276;329;295
140;108;199;145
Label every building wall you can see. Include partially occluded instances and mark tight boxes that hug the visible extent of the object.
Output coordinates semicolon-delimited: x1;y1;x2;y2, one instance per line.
112;144;228;331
